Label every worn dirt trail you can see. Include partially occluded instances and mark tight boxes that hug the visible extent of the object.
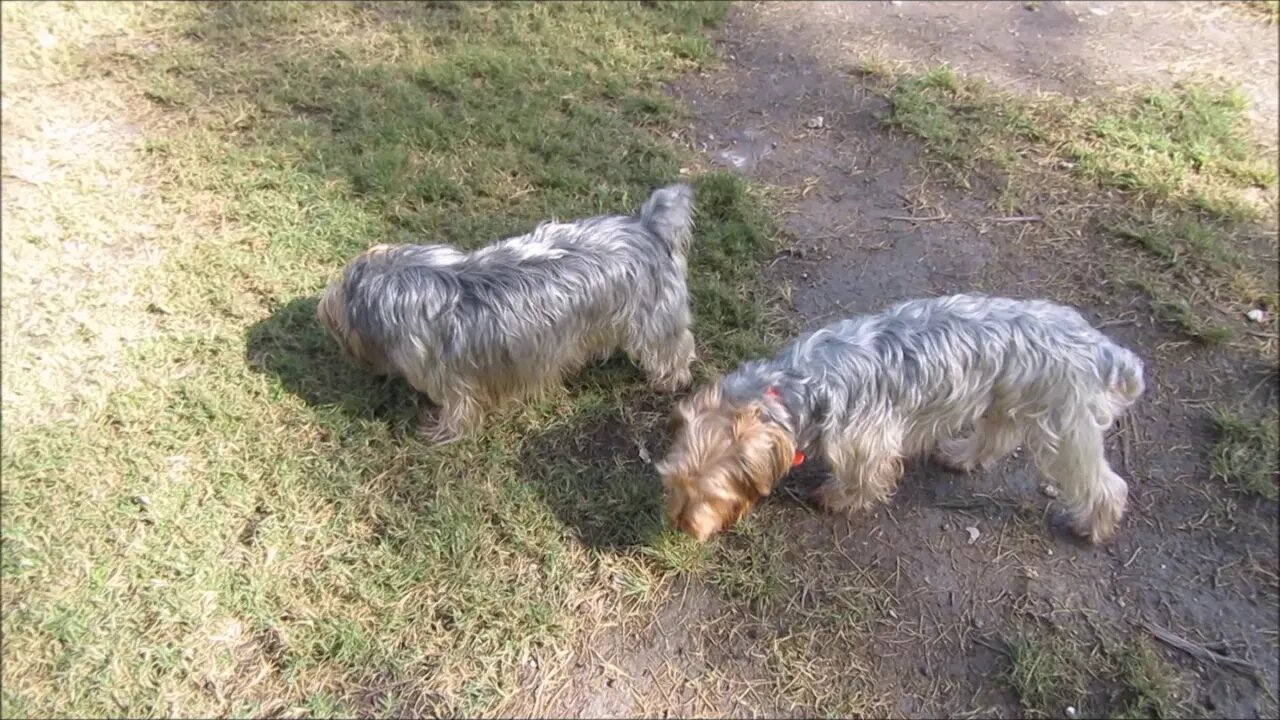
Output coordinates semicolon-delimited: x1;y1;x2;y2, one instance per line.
511;2;1279;718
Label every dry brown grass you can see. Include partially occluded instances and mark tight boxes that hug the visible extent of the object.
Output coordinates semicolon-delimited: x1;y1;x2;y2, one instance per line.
1;2;178;431
0;2;808;717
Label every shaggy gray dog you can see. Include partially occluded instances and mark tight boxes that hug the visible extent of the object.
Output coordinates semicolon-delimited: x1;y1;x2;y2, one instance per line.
660;294;1144;544
319;184;696;442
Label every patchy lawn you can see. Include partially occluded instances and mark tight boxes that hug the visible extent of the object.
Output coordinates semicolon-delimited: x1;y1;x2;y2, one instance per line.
1;2;795;716
4;1;1278;718
874;63;1278;348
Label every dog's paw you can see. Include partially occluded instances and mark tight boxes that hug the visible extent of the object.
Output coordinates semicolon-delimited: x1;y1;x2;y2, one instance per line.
1065;518;1107;545
812;480;865;514
1067;509;1121;546
930;453;976;474
419;419;464;446
812;485;843;514
930;441;979;474
650;371;693;394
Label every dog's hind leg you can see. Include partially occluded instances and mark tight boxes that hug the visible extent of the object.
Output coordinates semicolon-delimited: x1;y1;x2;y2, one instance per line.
632;326;695;394
1034;419;1128;543
933;412;1022;472
625;284;696;393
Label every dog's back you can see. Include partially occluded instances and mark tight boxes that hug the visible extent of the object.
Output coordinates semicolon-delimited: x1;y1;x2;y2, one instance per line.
322;185;694;361
905;295;1145;439
318;184;698;438
884;294;1144;417
771;294;1145;429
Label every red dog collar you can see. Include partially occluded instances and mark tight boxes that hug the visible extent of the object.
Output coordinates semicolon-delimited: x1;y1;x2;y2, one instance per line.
764;386;805;467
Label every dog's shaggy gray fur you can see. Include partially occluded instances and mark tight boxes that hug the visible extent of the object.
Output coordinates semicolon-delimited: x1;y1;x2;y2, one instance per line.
662;294;1145;543
319;184;697;442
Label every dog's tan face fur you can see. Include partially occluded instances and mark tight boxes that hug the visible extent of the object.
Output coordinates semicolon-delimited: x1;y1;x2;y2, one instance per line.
658;384;797;541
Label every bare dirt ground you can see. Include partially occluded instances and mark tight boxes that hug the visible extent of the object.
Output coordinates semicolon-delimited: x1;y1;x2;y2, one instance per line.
520;2;1279;718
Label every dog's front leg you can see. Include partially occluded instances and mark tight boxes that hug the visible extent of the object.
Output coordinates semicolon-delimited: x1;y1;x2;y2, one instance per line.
816;426;905;513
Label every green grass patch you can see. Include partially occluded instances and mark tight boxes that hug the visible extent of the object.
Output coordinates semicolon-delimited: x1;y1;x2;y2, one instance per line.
1225;0;1280;23
1117;271;1234;345
881;65;1044;188
1210;409;1280;500
1110;638;1182;720
1006;626;1089;717
1069;88;1275;211
878;66;1278;344
1003;624;1188;719
708;523;788;606
0;2;805;717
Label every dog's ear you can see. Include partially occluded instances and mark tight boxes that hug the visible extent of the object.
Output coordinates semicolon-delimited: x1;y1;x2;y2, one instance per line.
668;383;722;443
731;405;795;497
667;400;690;439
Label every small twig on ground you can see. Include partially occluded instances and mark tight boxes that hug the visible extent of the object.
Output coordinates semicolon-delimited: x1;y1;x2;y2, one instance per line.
1094;312;1138;329
1123;546;1142;568
1119;414;1135;478
881;213;948;222
1139;619;1263;682
933;500;987;511
972;635;1010;657
982;215;1043;223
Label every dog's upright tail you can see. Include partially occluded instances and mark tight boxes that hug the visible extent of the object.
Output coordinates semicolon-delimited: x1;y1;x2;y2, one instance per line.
640;183;695;256
1095;341;1145;421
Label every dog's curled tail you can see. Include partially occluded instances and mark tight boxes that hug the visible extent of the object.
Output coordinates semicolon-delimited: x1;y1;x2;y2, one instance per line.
1096;341;1145;420
640;183;695;256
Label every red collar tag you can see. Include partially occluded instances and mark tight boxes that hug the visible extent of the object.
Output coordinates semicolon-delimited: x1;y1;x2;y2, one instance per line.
764;387;805;467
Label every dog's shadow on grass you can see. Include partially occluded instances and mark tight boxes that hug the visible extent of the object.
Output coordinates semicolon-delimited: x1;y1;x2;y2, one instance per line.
245;296;682;549
244;296;425;434
514;370;678;551
517;368;841;551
